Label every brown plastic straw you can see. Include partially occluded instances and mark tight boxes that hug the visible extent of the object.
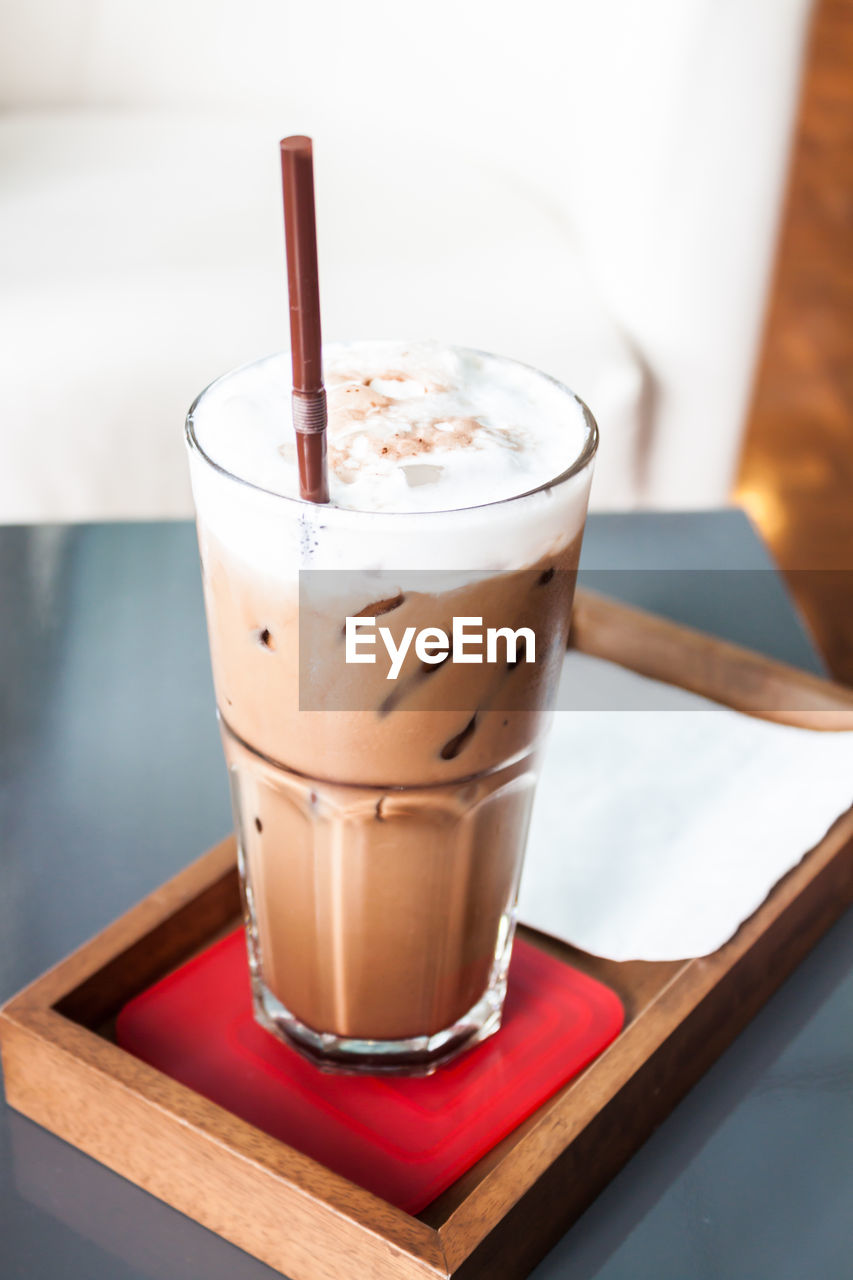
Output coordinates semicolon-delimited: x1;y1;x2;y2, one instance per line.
280;135;329;503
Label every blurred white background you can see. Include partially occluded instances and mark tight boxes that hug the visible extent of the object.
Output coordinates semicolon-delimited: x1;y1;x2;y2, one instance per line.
0;0;813;521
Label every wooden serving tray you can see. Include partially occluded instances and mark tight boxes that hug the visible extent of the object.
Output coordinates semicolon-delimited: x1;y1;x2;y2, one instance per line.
3;591;853;1280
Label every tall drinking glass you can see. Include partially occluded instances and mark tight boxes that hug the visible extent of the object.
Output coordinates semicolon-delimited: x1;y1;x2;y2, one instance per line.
186;344;597;1073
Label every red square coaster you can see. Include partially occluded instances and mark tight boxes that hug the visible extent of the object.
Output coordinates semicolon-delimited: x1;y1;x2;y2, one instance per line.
116;930;623;1214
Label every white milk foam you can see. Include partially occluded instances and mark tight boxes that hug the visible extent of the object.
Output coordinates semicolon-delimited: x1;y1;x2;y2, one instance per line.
187;341;595;576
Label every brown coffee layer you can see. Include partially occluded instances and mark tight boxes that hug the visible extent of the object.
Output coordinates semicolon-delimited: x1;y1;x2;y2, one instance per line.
199;534;581;788
201;531;581;1039
227;726;536;1039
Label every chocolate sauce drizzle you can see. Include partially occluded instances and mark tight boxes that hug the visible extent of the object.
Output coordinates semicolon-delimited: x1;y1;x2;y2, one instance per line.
440;714;478;760
378;647;450;715
352;592;405;619
341;592;406;639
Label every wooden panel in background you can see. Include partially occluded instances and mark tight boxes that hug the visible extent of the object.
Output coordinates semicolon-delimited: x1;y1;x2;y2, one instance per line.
736;0;853;682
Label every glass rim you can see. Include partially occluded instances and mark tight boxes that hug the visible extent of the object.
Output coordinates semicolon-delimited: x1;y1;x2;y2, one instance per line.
185;342;599;519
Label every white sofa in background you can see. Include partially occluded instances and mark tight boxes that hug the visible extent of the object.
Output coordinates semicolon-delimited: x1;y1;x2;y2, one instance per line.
0;0;813;522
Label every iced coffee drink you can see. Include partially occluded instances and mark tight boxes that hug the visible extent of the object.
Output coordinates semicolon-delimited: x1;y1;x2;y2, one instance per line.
186;341;596;1072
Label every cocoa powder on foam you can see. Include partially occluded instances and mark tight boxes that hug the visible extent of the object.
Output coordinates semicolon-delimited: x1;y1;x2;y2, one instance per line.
188;342;594;573
327;370;525;477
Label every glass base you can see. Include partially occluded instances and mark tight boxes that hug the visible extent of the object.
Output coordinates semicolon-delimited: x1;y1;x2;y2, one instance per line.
237;836;514;1076
228;731;532;1076
249;969;507;1076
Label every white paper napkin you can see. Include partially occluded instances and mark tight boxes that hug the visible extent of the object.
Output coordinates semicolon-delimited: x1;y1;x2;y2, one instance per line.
519;652;853;961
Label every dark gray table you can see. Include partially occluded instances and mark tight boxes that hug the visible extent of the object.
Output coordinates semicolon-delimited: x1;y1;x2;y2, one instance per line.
1;512;850;1280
